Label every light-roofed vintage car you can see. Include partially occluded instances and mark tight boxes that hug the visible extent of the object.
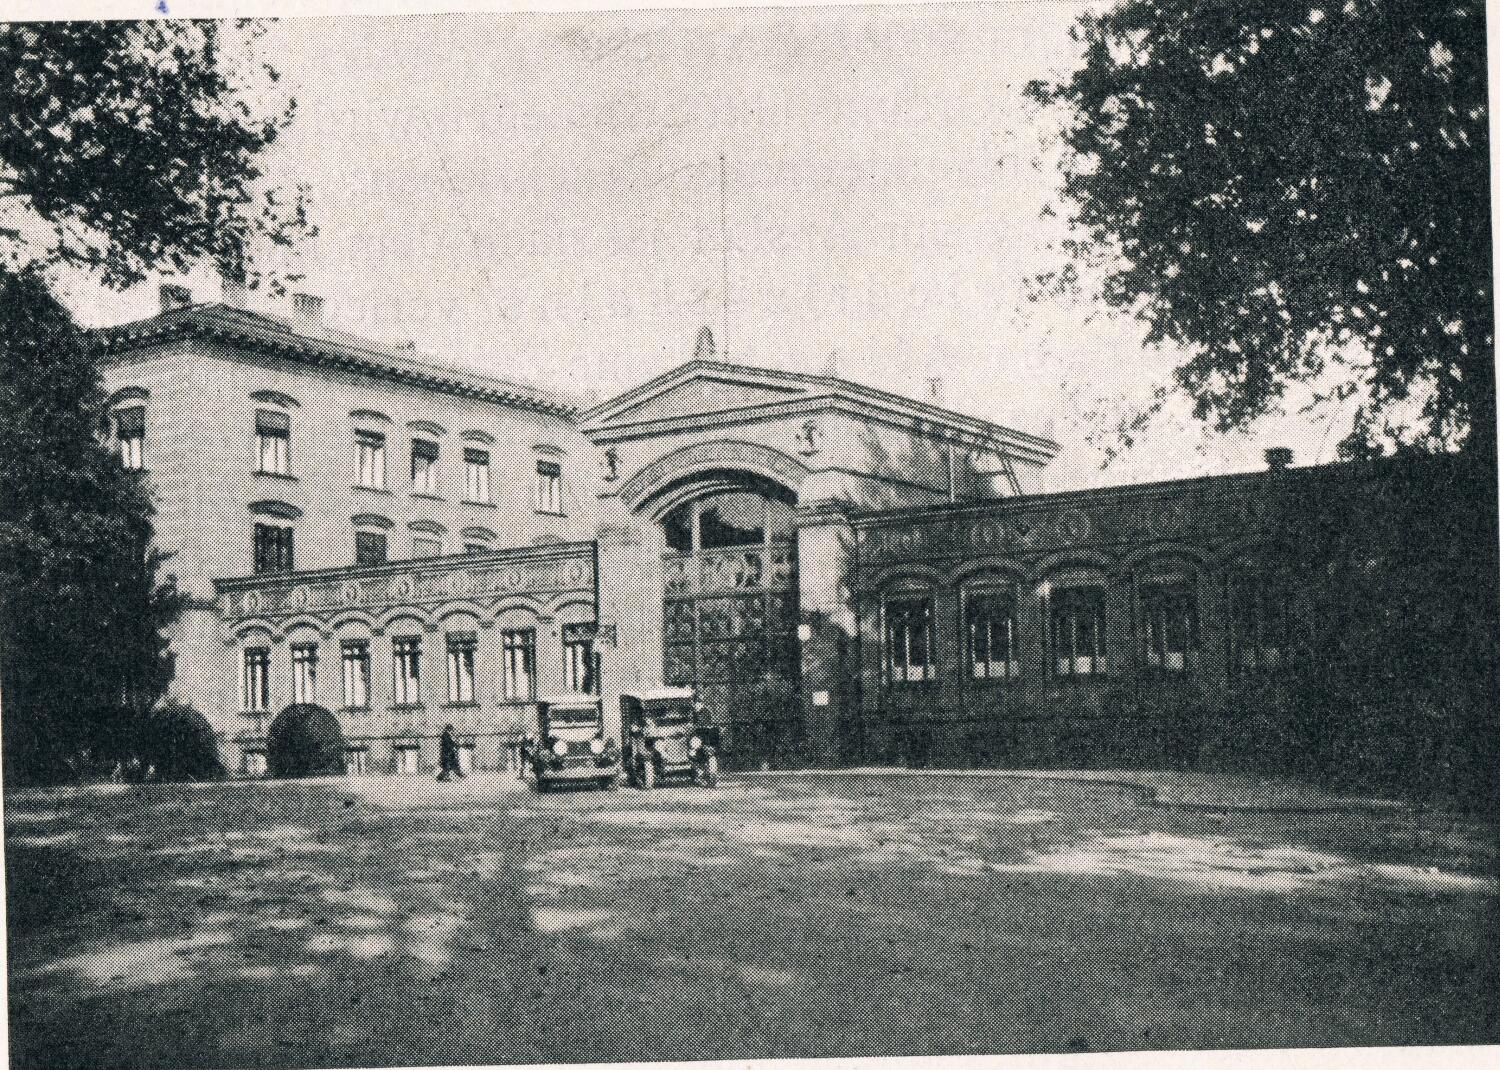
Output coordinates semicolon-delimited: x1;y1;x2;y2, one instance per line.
621;687;720;789
522;695;620;792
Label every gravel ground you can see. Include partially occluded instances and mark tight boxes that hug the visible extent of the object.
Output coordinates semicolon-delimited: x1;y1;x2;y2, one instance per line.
6;772;1497;1069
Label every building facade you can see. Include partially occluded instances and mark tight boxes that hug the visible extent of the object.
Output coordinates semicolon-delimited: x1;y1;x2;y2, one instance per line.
100;287;1464;778
98;288;1060;774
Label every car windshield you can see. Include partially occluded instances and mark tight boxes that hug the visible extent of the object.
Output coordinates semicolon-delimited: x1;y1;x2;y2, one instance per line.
548;707;600;729
643;709;693;730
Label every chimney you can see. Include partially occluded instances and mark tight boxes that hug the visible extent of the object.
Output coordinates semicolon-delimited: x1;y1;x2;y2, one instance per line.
291;292;325;326
159;283;192;313
927;376;945;405
1265;447;1293;472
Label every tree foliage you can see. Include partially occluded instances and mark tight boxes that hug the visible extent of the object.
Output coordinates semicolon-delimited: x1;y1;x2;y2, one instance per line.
0;20;312;288
1029;1;1493;467
0;269;186;782
0;22;308;781
267;704;346;778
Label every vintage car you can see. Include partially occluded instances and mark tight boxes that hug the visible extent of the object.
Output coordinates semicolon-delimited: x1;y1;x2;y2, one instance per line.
621;687;720;789
522;695;620;792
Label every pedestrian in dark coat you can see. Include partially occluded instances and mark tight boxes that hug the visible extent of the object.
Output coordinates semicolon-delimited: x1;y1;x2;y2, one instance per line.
437;724;465;781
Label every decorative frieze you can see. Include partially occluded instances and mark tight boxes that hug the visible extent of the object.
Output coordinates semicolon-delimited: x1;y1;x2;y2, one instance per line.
216;541;596;625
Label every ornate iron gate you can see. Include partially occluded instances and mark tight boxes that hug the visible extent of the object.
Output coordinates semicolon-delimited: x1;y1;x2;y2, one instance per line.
662;541;802;769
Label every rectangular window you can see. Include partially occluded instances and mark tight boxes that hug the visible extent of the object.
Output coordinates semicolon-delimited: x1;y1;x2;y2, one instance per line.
1052;586;1107;676
446;633;477;705
341;640;370;709
255;409;290;475
535;460;562;514
355;430;386;490
1140;579;1197;672
884;596;935;684
291;643;318;704
464;448;491;504
412;535;442;558
393;636;422;705
562;623;598;694
411;438;439;494
355;530;387;566
241;647;270;712
116;406;145;470
1230;571;1289;672
253;523;294;575
501;628;536;701
966;587;1020;679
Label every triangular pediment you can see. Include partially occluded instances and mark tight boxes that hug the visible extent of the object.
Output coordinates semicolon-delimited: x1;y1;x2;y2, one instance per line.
607;375;807;423
585;362;815;431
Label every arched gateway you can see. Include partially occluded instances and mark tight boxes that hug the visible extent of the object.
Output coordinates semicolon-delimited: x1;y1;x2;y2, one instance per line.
646;470;803;770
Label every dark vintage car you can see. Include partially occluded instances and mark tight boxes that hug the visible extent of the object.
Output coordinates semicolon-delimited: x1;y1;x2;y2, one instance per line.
522;695;620;792
621;687;720;789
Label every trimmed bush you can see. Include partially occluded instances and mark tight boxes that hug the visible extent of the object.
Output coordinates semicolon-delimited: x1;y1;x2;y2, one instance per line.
136;700;224;781
266;703;345;778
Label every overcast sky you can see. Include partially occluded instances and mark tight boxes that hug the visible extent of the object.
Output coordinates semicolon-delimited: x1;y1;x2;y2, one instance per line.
66;4;1350;490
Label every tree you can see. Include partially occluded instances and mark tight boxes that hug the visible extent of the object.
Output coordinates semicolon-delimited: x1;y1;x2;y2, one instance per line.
1028;1;1493;471
0;22;310;780
0;269;186;781
1;21;312;288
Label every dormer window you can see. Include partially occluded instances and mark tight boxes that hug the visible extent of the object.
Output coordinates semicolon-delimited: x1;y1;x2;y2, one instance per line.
255;409;291;475
115;406;145;470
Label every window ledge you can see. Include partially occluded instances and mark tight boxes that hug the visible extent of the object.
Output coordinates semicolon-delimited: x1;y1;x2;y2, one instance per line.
442;701;481;709
256;470;299;482
463;499;498;509
340;706;371;714
535;509;567;518
412;491;447;502
391;702;425;711
964;675;1022;687
354;485;393;495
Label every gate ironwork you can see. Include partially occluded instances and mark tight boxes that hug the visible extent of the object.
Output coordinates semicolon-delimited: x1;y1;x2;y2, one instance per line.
663;541;802;769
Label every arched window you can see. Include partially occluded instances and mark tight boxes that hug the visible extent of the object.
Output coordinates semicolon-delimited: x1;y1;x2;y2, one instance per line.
962;577;1019;680
1047;569;1107;677
1137;566;1199;673
883;581;935;685
1228;563;1292;673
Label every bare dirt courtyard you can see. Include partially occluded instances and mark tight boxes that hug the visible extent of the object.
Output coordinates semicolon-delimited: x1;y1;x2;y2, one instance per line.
6;772;1498;1068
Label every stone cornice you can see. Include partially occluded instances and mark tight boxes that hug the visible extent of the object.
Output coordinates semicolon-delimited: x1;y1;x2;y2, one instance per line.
95;304;580;420
213;540;595;594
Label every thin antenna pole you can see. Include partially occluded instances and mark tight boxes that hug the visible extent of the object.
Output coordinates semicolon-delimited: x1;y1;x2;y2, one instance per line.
719;152;729;361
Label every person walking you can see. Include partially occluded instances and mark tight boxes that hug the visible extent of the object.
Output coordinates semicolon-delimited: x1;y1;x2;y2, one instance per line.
437;724;465;781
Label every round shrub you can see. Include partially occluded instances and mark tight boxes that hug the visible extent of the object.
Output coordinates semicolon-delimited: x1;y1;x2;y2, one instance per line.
266;703;345;778
137;700;224;782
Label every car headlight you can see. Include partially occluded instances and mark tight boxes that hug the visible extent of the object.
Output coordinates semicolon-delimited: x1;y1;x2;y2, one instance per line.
589;738;604;755
552;740;567;757
689;737;701;752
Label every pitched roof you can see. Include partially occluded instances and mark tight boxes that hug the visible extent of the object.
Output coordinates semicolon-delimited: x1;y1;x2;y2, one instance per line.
582;358;1060;462
92;302;581;418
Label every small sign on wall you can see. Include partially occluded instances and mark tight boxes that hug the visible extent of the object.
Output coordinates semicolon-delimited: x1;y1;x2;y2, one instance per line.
812;690;830;707
797;623;813;642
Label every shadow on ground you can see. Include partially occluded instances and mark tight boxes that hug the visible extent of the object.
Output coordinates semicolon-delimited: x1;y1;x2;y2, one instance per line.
6;773;1498;1068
